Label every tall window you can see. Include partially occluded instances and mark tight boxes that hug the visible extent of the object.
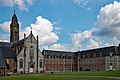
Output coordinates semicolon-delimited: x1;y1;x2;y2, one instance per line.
39;59;42;68
14;31;17;40
110;52;113;57
29;46;34;59
93;53;96;57
19;59;23;68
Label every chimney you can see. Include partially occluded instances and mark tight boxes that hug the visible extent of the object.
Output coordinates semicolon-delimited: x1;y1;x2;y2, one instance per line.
24;33;26;40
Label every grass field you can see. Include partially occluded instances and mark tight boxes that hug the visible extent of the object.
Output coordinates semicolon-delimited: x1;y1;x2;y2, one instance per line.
0;71;120;80
56;71;120;77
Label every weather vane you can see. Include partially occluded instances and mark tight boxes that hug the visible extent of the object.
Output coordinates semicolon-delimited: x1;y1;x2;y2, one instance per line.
14;10;15;14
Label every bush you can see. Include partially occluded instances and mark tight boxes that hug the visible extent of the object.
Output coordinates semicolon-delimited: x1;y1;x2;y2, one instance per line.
85;69;90;71
51;72;53;74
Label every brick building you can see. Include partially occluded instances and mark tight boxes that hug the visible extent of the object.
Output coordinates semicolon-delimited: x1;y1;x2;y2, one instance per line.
0;42;16;76
42;50;77;72
76;46;120;71
43;46;120;72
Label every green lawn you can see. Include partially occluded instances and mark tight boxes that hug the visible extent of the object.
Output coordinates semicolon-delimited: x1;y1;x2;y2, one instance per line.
56;71;120;77
0;71;120;80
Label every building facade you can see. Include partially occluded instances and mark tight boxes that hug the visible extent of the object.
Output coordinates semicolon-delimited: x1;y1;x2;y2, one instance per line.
12;32;44;73
77;46;119;71
42;50;77;72
10;12;44;73
43;46;120;72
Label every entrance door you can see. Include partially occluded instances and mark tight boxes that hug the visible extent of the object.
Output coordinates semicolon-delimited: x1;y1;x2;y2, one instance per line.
29;64;34;73
109;63;113;70
110;66;113;70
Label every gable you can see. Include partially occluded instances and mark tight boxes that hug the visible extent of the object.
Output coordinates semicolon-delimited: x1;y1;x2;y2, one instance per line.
25;33;37;43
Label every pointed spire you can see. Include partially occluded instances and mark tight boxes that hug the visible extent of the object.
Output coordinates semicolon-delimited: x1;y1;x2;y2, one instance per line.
10;10;19;43
10;10;19;28
12;10;18;22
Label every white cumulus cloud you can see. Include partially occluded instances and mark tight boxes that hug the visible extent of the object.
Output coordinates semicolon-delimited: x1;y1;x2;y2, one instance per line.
48;43;68;51
20;16;59;48
71;29;94;51
94;1;120;42
87;37;100;49
0;21;11;32
0;0;33;11
0;21;21;32
0;40;9;42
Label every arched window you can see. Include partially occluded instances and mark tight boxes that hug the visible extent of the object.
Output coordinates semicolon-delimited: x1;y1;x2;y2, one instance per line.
19;59;23;68
29;46;34;59
14;31;17;40
39;59;43;68
110;52;113;57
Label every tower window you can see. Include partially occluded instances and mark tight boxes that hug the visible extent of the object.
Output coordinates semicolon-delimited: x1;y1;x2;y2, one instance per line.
14;31;17;40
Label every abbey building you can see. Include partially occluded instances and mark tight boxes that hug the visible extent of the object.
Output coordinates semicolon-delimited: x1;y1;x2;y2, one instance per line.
0;12;44;76
0;12;120;76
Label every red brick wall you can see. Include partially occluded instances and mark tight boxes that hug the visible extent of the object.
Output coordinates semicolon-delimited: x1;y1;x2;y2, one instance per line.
0;69;5;76
5;58;16;73
79;57;105;71
44;57;74;72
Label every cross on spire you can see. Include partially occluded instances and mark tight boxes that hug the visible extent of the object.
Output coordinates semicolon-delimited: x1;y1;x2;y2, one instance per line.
14;10;15;14
30;27;32;34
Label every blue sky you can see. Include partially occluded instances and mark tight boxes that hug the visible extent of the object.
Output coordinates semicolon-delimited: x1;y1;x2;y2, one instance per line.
0;0;120;51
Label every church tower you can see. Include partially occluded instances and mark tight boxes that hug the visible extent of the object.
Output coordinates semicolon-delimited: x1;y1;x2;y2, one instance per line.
10;11;19;43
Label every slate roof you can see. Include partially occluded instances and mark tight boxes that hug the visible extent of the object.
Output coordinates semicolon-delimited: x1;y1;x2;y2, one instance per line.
0;42;12;47
0;52;7;68
0;47;15;58
0;42;15;58
42;50;74;56
12;39;24;47
77;46;118;58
